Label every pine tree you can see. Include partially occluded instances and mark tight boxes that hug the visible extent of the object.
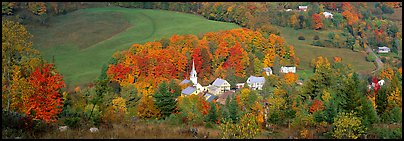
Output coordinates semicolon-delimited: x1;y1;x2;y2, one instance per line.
207;102;218;123
229;94;239;123
358;97;379;128
153;81;176;119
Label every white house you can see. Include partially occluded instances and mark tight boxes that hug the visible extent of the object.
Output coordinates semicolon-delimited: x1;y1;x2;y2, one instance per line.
285;9;292;12
377;46;390;54
246;76;265;90
207;85;221;96
263;67;273;76
280;66;296;73
212;78;231;94
236;83;245;89
299;6;308;11
323;12;333;19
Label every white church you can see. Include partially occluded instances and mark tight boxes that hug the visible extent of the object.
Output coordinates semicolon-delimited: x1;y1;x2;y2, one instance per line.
180;60;230;97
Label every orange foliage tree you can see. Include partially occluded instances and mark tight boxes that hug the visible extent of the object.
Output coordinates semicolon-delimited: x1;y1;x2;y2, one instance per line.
284;72;298;85
312;13;323;30
24;64;65;123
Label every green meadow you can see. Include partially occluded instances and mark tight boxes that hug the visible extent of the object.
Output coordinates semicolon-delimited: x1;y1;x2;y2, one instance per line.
29;7;240;87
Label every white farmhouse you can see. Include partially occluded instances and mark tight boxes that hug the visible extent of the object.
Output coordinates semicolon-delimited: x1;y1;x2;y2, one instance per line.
323;12;333;19
246;76;265;90
280;66;296;73
211;78;231;94
377;46;390;54
263;67;273;76
299;6;308;11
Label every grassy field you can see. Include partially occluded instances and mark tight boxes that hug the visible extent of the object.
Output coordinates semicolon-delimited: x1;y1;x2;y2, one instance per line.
274;25;375;77
28;7;240;88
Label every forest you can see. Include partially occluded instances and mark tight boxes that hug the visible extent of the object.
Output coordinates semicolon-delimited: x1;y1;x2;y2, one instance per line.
2;2;402;139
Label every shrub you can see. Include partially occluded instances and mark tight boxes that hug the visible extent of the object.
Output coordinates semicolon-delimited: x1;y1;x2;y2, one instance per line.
312;40;324;47
63;117;81;128
366;54;376;62
313;35;320;40
220;113;261;139
332;112;365;139
298;36;306;40
2;110;27;130
368;127;402;139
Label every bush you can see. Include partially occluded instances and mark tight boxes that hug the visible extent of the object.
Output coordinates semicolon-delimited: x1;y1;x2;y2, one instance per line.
63;117;81;129
368;127;402;139
298;36;306;40
366;54;376;62
313;35;320;40
312;40;324;47
2;110;27;130
332;112;365;139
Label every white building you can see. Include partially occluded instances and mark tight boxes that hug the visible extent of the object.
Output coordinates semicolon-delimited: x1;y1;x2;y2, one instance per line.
246;76;265;90
299;6;308;11
280;66;296;73
211;78;231;94
377;46;390;54
323;12;333;19
263;67;273;76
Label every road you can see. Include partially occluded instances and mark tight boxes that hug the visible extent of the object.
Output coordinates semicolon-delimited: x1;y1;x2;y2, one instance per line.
365;46;384;74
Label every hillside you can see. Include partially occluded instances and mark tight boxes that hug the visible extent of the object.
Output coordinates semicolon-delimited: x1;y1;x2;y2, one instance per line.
28;7;240;87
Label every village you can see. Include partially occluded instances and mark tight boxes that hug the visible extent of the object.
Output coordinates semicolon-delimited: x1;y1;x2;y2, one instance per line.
179;60;297;105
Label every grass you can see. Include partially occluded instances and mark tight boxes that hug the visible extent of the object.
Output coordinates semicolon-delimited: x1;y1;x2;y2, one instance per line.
28;7;240;88
274;25;375;75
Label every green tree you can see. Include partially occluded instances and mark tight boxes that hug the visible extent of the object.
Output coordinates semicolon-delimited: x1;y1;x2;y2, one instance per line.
229;94;239;123
153;81;177;119
207;102;218;123
358;97;379;128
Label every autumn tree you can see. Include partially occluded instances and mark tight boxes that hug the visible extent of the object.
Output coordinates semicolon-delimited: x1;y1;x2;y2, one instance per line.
2;19;41;111
220;113;261;139
332;112;365;139
223;42;249;77
24;64;66;123
312;13;324;30
137;95;161;119
284;72;298;85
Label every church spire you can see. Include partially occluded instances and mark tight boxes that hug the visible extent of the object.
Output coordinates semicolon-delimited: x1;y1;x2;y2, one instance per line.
190;59;197;85
192;59;195;72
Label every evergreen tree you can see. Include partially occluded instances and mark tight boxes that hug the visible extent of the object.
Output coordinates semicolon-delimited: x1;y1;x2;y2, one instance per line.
153;81;176;119
376;86;388;116
168;80;181;97
207;102;218;123
229;94;239;123
358;97;379;128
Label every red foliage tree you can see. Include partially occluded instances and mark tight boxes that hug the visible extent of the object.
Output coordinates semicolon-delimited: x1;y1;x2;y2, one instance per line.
25;64;65;123
312;13;323;30
310;99;325;113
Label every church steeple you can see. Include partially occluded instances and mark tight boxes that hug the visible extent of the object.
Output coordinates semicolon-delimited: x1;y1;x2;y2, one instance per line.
190;59;197;85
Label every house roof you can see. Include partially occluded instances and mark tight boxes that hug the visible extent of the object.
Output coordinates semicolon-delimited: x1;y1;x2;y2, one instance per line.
181;86;196;95
247;76;265;84
207;95;217;102
219;90;235;99
263;67;272;72
179;79;191;85
236;83;245;86
282;66;295;68
218;90;235;105
378;46;390;50
212;78;230;87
